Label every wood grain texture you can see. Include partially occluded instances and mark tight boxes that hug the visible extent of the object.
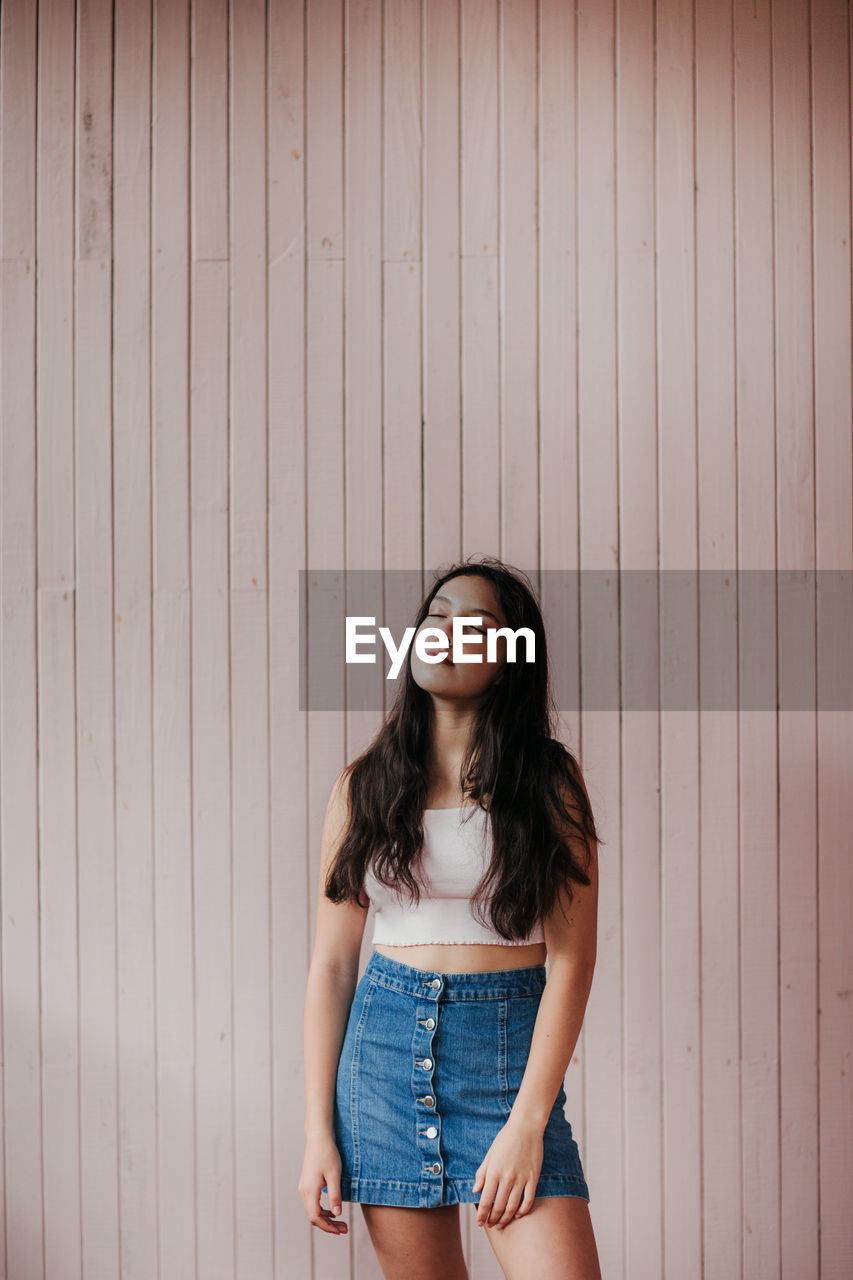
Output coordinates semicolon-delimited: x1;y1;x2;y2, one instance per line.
37;5;79;1274
733;4;783;1279
116;0;159;1274
616;0;663;1272
695;3;742;1279
0;1;850;1277
811;3;853;1277
423;0;462;562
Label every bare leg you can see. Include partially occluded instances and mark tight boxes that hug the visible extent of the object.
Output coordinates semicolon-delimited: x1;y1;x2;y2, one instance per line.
484;1195;602;1280
360;1203;469;1280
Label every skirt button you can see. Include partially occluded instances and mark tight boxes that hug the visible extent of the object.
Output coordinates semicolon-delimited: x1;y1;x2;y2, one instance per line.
423;1095;435;1108
425;1125;438;1138
425;1017;435;1030
421;1057;433;1070
431;1162;441;1173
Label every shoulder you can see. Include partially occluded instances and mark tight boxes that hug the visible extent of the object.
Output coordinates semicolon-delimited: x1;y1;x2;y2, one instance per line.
320;766;354;874
560;750;592;810
550;745;597;863
542;738;590;808
328;765;353;812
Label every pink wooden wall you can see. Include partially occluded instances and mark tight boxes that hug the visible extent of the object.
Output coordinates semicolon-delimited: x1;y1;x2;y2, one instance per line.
1;0;851;1277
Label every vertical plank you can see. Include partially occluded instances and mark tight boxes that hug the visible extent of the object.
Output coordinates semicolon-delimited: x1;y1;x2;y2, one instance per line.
75;1;121;1276
461;0;500;562
383;232;422;579
538;0;578;579
344;0;382;580
615;0;663;1273
153;0;198;1275
811;0;853;1275
306;258;346;1280
36;0;80;1276
733;0;780;1275
656;0;702;1274
36;0;76;582
499;0;538;570
306;0;348;1273
307;0;344;260
189;2;234;1275
193;0;229;264
461;0;498;258
229;0;274;1275
0;267;41;1280
384;0;422;263
38;594;80;1280
230;573;273;1280
772;4;820;1279
268;0;313;1270
0;0;37;260
423;0;462;563
0;0;40;1274
694;0;741;1276
576;2;623;1279
383;0;423;576
231;0;269;586
114;0;159;1273
189;260;233;1280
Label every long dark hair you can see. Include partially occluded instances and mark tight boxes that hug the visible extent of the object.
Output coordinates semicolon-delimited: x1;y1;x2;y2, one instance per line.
324;556;603;941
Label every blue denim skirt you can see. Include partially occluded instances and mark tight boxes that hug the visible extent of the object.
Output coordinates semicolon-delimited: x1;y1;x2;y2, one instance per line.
328;949;590;1209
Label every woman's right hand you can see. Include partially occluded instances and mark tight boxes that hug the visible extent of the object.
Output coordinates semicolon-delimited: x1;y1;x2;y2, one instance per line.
298;1132;348;1235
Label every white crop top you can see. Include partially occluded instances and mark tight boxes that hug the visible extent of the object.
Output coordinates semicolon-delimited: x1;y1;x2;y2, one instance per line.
363;805;546;947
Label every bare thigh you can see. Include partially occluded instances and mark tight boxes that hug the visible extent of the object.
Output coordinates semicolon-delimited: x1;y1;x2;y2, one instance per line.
360;1203;468;1280
484;1195;602;1280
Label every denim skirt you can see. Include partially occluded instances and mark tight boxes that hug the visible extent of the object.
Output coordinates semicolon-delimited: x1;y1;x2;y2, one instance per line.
327;949;590;1209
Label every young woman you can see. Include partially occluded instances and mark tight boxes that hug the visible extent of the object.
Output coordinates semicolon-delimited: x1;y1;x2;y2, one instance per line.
299;558;603;1280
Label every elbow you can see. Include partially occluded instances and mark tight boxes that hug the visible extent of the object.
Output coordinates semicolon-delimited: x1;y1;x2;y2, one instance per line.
548;952;596;985
311;955;361;988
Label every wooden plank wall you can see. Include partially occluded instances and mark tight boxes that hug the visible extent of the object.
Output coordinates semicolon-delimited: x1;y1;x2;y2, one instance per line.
0;0;851;1277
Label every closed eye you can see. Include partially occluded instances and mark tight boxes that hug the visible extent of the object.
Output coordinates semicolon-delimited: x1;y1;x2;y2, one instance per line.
426;613;484;633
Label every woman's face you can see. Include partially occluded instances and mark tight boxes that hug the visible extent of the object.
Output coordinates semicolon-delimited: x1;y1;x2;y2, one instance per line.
410;575;509;701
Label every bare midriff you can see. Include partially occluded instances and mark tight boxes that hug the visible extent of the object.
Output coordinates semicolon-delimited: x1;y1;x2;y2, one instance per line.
373;941;547;973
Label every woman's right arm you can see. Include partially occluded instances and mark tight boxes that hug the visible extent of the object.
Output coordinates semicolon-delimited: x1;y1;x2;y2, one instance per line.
298;769;368;1237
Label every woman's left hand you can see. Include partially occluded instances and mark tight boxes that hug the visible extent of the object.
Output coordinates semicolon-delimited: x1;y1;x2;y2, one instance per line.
472;1115;544;1228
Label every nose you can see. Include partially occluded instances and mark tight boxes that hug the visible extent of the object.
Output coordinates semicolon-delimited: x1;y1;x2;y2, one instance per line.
423;618;454;653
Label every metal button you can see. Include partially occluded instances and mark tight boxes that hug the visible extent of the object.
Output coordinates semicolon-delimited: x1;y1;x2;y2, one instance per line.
425;1125;438;1138
421;1057;433;1070
425;1017;435;1030
431;1162;441;1173
429;978;441;989
423;1095;435;1108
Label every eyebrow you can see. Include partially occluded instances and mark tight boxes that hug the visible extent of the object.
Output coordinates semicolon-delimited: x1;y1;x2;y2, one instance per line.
431;594;503;624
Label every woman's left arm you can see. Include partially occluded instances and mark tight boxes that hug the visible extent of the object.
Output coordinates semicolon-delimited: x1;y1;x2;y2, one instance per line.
473;798;599;1229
